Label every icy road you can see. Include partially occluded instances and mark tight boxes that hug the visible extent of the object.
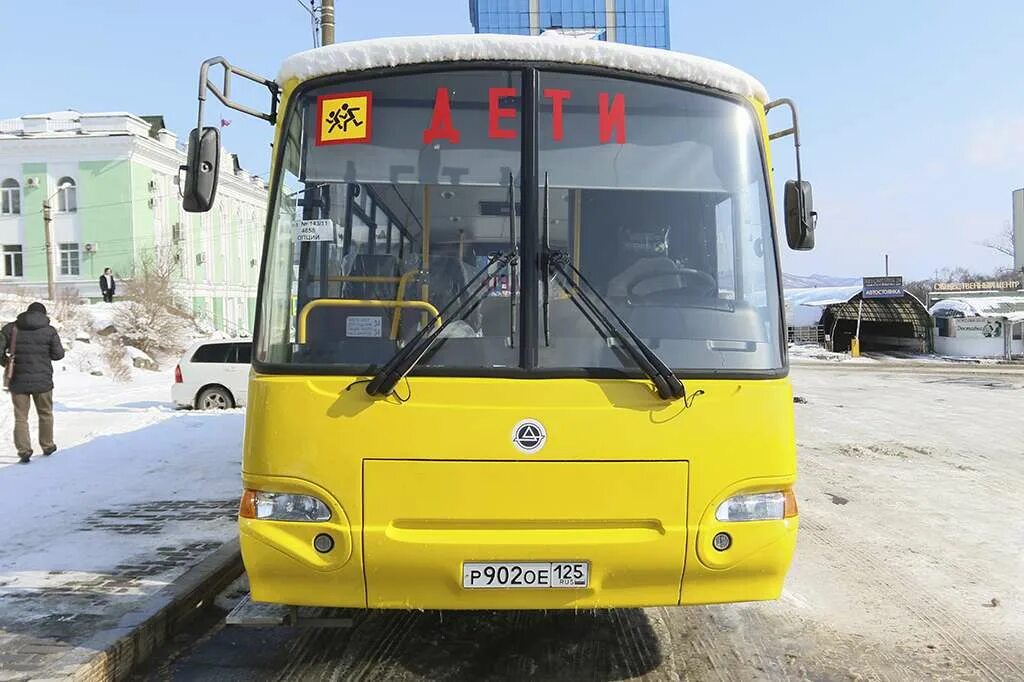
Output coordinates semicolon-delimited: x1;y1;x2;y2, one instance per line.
137;363;1024;681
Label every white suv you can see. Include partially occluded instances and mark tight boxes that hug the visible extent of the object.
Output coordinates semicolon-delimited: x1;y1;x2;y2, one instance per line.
172;340;251;409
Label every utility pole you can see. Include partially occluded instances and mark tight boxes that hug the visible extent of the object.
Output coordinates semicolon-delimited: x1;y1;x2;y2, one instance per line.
885;253;889;276
320;0;335;46
41;200;55;301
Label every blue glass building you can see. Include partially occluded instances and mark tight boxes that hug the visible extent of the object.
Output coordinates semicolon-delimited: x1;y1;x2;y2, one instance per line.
468;0;670;50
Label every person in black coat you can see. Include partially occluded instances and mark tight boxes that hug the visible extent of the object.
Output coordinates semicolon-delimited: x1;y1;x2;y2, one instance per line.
0;302;65;463
99;267;116;303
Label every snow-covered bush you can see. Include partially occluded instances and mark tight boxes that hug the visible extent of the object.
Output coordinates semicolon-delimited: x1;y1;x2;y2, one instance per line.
101;340;131;382
113;256;195;358
53;286;83;323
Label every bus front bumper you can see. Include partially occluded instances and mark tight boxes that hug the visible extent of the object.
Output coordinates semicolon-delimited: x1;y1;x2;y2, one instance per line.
239;463;797;610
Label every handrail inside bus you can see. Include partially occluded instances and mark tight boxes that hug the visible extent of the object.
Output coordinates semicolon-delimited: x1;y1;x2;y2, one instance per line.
297;299;441;344
391;270;424;339
323;271;424;339
326;275;402;284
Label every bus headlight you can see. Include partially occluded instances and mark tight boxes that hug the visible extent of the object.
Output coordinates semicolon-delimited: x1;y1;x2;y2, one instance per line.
715;490;797;522
239;489;332;522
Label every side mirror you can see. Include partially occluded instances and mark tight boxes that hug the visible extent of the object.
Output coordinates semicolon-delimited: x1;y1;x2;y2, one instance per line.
181;126;220;213
784;180;816;250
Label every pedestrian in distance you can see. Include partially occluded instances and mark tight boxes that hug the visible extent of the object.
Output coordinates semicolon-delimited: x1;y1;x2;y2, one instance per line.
99;267;116;303
0;302;65;464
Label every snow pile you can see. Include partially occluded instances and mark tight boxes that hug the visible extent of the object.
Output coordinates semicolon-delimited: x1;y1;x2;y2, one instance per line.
929;299;975;319
784;286;862;327
929;296;1024;322
278;34;769;101
788;344;877;364
783;273;861;288
0;296;214;375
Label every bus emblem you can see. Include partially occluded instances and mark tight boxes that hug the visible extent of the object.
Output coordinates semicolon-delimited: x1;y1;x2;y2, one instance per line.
512;419;547;454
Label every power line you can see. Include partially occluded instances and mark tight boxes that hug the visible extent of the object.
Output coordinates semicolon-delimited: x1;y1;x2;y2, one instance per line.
292;0;320;48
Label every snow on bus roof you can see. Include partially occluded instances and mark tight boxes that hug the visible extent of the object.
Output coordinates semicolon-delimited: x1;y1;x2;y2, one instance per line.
278;34;769;102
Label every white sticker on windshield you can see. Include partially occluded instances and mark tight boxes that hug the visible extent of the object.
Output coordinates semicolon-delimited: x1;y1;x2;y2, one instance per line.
296;219;335;242
346;316;383;338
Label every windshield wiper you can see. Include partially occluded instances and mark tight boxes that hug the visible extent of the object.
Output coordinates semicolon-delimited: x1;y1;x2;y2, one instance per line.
539;178;681;399
546;250;686;401
365;250;514;398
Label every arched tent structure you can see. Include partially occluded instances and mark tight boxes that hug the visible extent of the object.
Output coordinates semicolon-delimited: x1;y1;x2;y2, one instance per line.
785;286;932;353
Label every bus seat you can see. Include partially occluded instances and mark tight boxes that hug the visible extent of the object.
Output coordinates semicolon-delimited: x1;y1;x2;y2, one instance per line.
428;256;482;332
480;295;510;338
341;254;400;300
295;254;403;358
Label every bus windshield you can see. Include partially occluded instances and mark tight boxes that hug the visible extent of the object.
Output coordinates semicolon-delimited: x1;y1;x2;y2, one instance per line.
256;68;783;375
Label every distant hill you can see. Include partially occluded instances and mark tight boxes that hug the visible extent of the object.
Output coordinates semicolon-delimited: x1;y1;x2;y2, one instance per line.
783;273;861;288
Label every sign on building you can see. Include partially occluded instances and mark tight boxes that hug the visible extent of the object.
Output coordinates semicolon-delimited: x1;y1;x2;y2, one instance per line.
863;276;904;299
955;317;1003;339
932;280;1020;292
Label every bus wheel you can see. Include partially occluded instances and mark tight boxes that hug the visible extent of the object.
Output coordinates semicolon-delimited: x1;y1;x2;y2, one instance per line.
197;386;234;410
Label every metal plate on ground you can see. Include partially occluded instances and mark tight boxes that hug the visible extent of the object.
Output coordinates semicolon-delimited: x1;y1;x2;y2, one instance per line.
226;594;289;627
226;594;353;628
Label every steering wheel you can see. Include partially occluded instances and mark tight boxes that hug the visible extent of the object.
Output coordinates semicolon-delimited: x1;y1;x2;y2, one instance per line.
625;267;718;302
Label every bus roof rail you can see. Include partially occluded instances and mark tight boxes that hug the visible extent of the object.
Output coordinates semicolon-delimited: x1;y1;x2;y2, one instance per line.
196;56;279;132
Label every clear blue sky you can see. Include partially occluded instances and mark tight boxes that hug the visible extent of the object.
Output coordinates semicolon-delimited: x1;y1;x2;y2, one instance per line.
3;1;1022;279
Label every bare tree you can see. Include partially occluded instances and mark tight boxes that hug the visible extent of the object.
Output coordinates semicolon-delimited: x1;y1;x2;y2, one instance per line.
113;254;195;358
101;341;132;382
980;220;1014;258
52;285;86;332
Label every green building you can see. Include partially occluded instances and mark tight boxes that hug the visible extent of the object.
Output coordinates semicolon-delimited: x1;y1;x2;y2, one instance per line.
0;111;267;335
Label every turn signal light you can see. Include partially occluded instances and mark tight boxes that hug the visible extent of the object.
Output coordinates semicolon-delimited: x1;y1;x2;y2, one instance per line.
239;489;257;518
783;489;798;518
238;489;331;522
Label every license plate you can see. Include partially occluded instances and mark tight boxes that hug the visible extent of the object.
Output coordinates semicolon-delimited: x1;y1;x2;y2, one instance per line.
462;561;589;589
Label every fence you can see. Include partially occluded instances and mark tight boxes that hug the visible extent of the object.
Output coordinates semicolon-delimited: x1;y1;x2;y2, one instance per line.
788;325;825;345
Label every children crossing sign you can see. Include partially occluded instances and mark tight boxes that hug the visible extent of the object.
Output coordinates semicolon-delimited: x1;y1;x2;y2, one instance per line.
316;91;373;145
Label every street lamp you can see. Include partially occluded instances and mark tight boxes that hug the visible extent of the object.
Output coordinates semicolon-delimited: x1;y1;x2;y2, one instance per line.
41;182;71;302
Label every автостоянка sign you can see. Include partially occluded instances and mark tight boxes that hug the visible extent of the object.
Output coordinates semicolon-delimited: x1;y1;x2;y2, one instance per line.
863;276;904;299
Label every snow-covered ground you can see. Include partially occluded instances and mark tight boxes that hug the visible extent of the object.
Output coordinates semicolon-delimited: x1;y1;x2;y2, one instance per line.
0;368;176;467
788;343;879;363
0;298;243;676
0;295;234;467
0;351;242;555
788;343;1012;365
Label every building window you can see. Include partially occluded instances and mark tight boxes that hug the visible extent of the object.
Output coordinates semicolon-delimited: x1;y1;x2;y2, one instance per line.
0;179;20;215
57;177;77;213
59;242;80;275
3;245;23;277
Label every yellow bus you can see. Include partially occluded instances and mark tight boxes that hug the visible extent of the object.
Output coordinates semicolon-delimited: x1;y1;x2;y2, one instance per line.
183;34;816;609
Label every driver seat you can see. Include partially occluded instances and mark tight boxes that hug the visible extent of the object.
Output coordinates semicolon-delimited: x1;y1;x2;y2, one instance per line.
606;257;685;299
